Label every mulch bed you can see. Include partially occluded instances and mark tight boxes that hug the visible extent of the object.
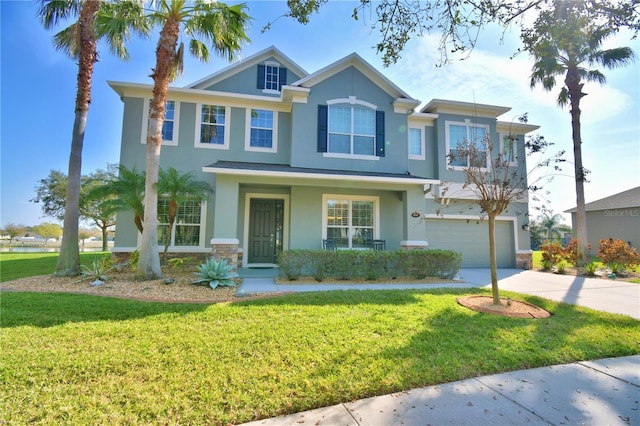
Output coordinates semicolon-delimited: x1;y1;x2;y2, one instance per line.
457;295;551;319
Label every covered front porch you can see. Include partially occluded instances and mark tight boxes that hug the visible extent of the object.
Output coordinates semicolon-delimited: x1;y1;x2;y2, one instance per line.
203;161;439;269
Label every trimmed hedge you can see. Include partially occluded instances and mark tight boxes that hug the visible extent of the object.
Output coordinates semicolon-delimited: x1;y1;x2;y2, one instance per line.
277;249;462;282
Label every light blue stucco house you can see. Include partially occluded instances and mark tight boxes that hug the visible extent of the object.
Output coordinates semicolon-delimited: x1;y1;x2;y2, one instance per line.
109;46;536;268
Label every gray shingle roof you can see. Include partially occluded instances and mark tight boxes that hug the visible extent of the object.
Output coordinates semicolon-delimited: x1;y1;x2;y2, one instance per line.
564;186;640;213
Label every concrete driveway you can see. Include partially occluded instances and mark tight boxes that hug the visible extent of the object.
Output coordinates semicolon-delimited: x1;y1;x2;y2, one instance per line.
459;268;640;319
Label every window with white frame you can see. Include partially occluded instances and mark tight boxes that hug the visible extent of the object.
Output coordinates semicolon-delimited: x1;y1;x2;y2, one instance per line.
195;104;228;149
257;62;287;93
245;108;277;152
446;121;489;169
265;65;280;91
408;127;425;159
157;197;205;247
328;104;376;156
323;195;379;249
500;133;518;166
142;99;179;145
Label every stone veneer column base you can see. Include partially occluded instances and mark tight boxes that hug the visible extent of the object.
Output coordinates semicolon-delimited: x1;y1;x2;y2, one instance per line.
211;238;239;272
401;240;428;250
516;251;532;270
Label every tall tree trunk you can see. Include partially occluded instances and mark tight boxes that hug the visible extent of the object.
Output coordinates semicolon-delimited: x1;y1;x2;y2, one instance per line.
162;200;177;264
55;0;100;277
136;17;180;280
488;212;500;305
101;224;108;252
566;68;589;266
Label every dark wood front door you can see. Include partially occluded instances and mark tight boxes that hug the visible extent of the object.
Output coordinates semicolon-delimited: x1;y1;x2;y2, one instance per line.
248;199;284;264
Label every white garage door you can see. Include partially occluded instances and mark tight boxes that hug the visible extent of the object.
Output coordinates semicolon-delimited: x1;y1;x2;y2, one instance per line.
425;219;515;268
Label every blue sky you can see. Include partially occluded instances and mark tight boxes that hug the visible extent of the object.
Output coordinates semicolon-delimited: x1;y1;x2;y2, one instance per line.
1;0;639;229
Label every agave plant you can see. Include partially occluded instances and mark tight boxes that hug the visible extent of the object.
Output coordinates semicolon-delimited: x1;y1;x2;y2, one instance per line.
192;258;239;289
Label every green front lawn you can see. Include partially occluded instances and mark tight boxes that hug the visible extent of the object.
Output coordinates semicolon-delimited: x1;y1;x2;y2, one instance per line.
0;252;109;282
2;289;639;425
2;252;639;424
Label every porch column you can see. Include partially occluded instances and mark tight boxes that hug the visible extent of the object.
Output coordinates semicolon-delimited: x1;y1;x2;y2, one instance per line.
211;176;240;270
401;187;428;250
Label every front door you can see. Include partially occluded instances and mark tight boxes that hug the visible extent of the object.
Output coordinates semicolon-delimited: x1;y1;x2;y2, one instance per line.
248;199;284;264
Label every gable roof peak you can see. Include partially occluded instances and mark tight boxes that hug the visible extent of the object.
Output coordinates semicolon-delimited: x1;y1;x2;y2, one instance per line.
291;51;417;102
187;45;308;90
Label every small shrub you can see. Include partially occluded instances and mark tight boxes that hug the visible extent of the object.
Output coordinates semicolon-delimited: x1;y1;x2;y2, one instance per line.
308;250;331;282
563;239;592;266
540;242;564;269
168;256;192;269
555;262;566;274
582;261;598;277
598;238;640;274
127;249;140;271
608;261;624;275
192;258;238;289
360;250;385;281
541;259;554;272
277;250;305;281
79;256;115;282
331;250;360;280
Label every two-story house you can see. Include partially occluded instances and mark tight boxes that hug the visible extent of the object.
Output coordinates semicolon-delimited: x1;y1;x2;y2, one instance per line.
108;46;536;269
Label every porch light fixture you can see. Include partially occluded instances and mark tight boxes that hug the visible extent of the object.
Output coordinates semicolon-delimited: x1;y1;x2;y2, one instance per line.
522;224;530;231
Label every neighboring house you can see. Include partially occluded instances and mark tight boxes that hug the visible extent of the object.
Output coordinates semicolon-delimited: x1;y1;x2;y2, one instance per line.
109;46;537;269
565;186;640;251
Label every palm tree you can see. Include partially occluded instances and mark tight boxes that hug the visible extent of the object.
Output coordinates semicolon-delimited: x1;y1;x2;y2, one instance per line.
38;0;148;276
539;212;569;242
88;165;146;235
522;0;635;265
137;0;250;279
157;167;212;263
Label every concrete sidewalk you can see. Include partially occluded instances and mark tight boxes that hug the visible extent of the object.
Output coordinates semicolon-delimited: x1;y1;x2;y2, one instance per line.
240;356;640;426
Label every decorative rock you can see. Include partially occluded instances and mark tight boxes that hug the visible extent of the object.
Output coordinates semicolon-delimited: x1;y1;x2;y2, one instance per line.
163;277;175;285
90;279;104;287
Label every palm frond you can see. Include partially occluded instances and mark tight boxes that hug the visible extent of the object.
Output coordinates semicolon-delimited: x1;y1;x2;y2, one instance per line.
52;22;82;58
38;0;79;30
96;0;151;61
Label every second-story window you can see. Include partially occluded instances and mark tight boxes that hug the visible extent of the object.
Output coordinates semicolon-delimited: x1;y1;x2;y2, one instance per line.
142;99;179;146
328;105;375;156
318;99;384;158
408;127;424;160
196;104;229;149
257;63;287;93
245;109;277;152
446;121;489;169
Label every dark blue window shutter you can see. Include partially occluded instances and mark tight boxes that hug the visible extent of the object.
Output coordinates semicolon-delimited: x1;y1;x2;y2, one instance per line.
317;105;328;153
376;110;385;157
257;64;265;89
279;67;287;91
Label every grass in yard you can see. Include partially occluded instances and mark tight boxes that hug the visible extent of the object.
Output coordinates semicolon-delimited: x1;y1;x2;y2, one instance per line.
1;289;639;425
0;252;110;282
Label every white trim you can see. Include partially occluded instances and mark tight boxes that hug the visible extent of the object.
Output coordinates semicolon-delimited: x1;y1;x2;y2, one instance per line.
327;96;377;110
322;194;380;248
323;153;379;161
195;103;230;150
242;193;290;268
424;214;521;255
202;166;440;186
422;99;511;118
245;108;278;153
210;238;240;245
401;240;429;247
445;120;490;171
408;126;425;160
141;98;180;146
